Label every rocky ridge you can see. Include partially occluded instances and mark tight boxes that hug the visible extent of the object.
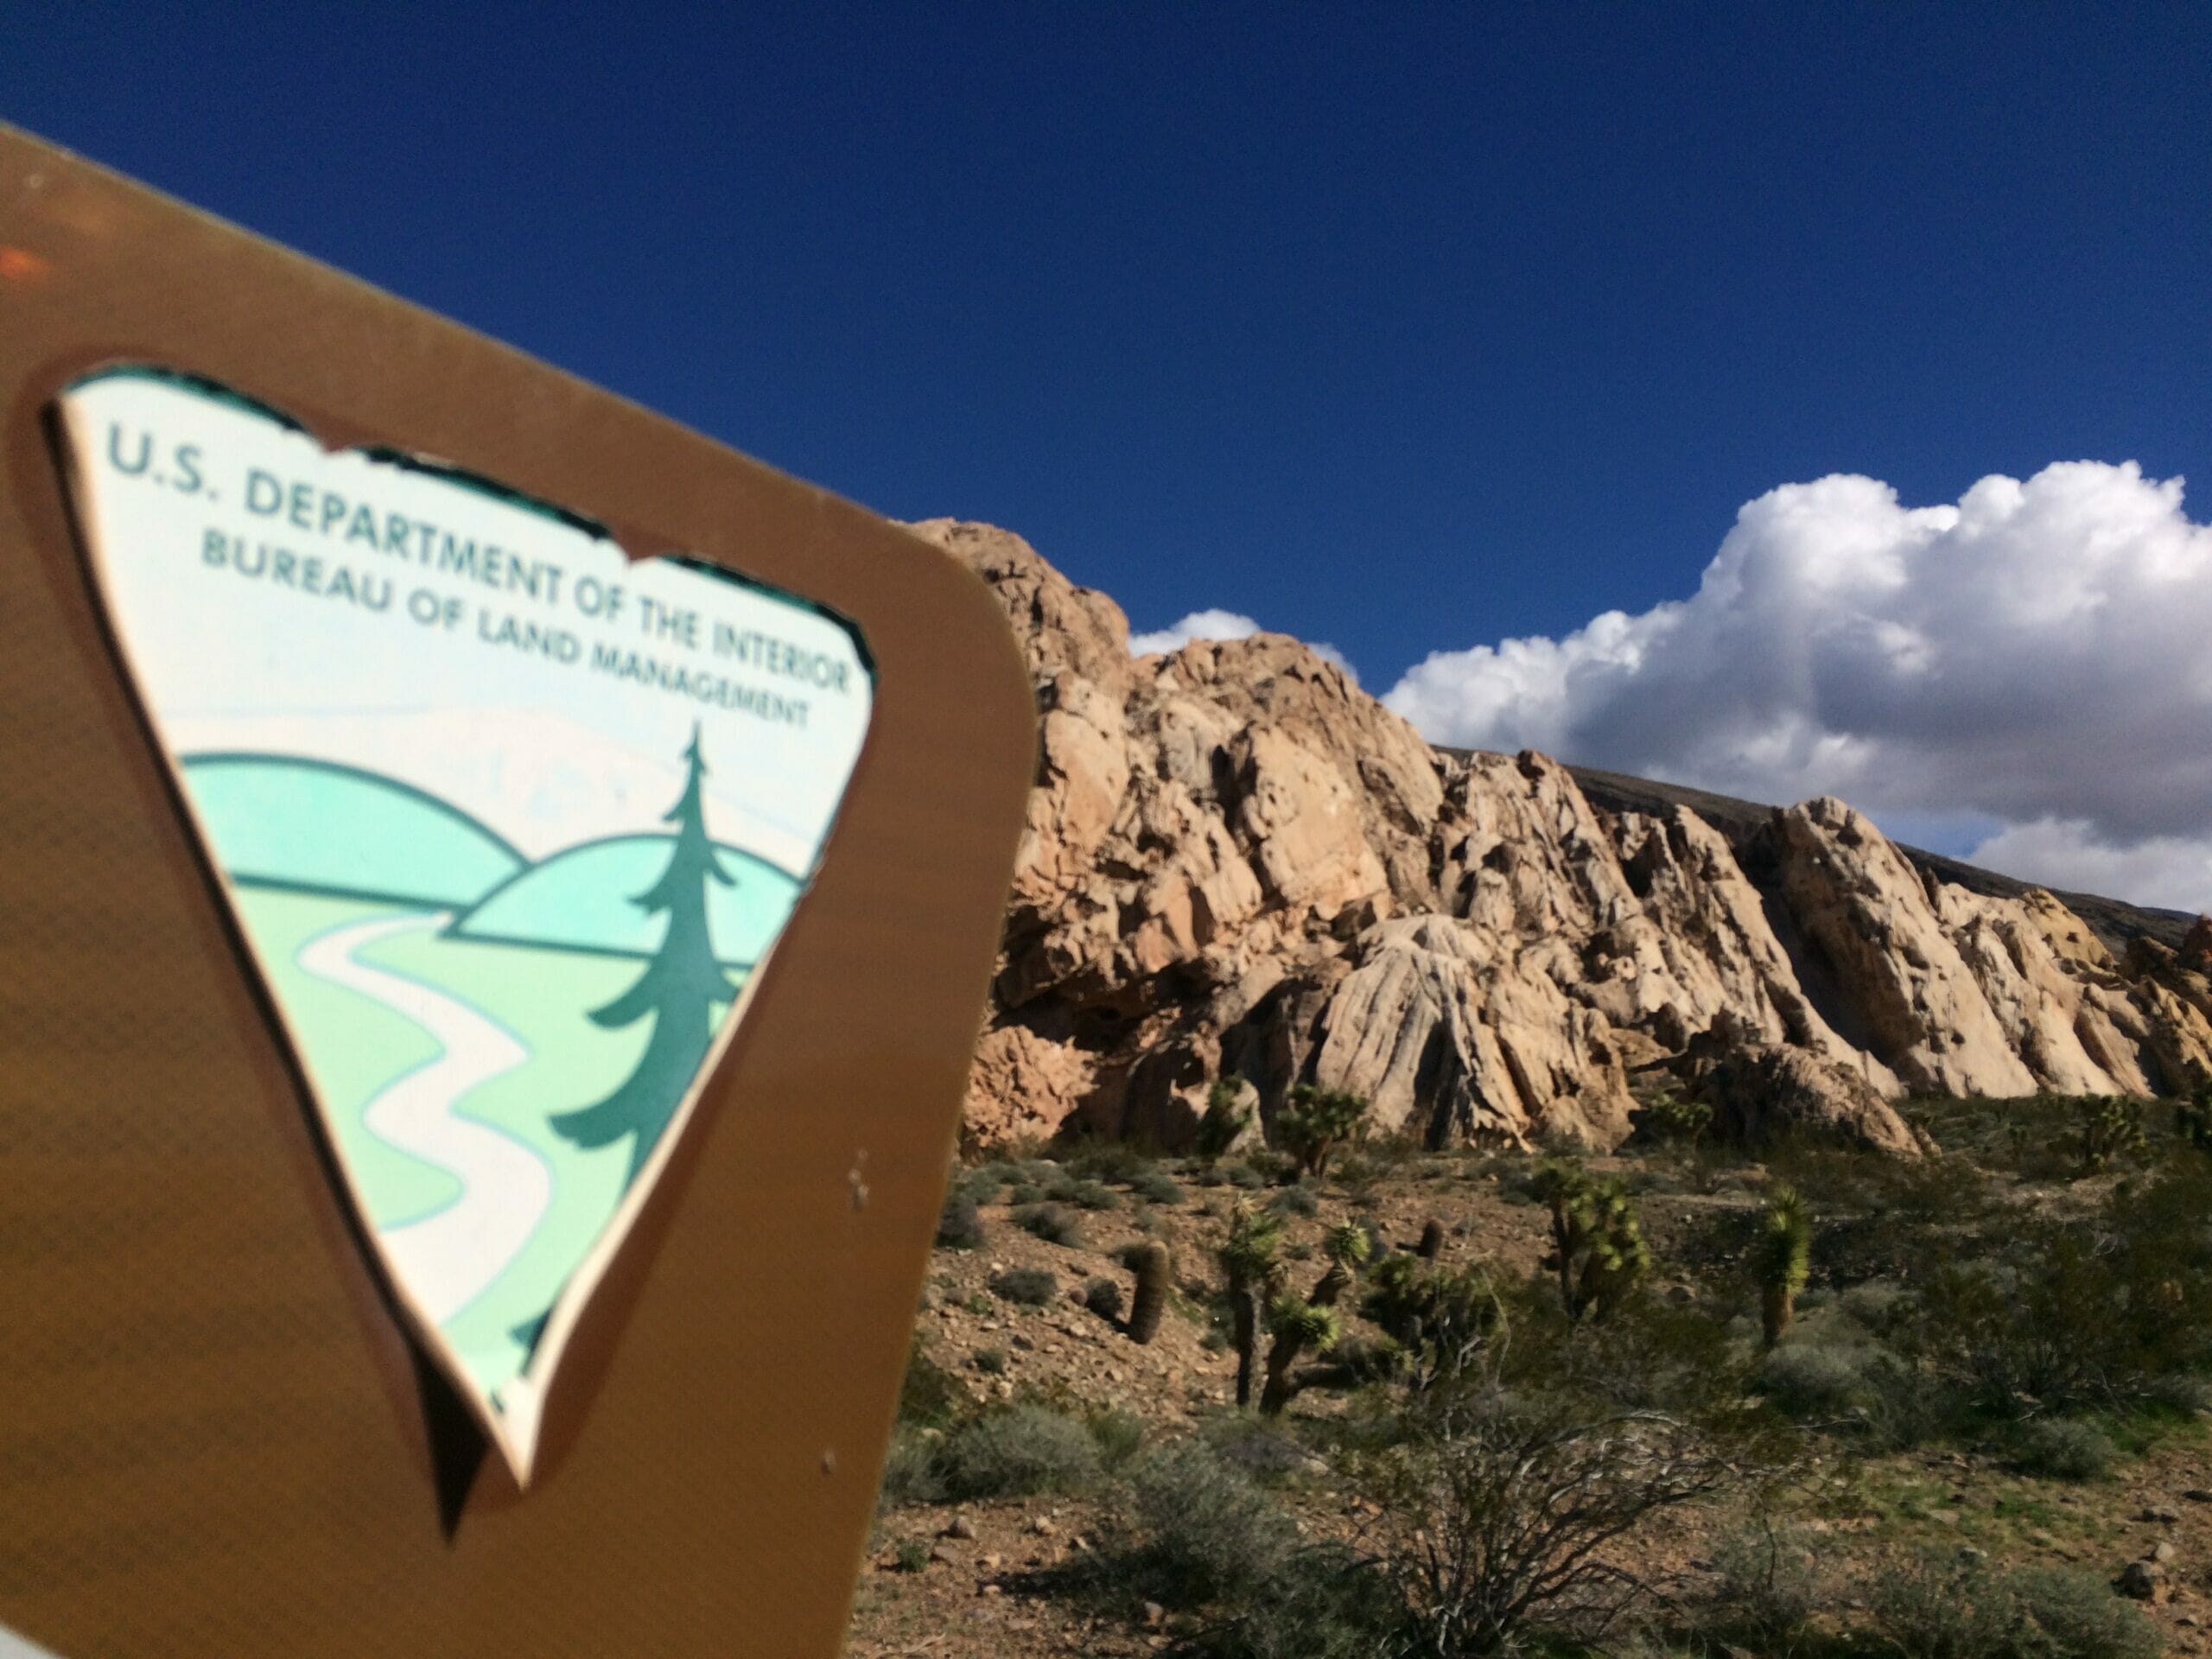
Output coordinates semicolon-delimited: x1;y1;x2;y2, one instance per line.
912;519;2212;1156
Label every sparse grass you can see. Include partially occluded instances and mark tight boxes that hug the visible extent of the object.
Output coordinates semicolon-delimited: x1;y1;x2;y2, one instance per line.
1084;1405;1146;1469
1866;1549;2162;1659
2012;1418;2117;1482
936;1189;986;1249
936;1405;1103;1500
988;1266;1058;1306
1014;1202;1085;1246
1131;1166;1185;1205
878;1118;2212;1657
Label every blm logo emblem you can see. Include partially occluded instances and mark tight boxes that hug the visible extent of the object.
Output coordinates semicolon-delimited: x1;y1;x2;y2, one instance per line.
56;367;874;1484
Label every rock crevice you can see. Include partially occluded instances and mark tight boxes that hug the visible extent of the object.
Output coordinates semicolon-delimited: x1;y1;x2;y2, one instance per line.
908;519;2212;1154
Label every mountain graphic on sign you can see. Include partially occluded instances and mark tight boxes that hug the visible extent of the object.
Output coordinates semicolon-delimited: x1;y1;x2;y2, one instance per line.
171;739;773;1476
59;366;874;1485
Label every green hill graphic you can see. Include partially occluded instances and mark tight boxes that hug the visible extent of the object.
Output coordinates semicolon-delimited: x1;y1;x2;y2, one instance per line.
181;753;524;907
451;835;801;965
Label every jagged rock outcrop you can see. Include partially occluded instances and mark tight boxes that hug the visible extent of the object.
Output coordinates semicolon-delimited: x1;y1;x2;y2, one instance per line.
912;518;2212;1156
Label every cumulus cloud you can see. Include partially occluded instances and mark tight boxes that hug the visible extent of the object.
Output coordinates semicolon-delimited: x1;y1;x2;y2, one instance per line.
1382;462;2212;912
1131;607;1358;682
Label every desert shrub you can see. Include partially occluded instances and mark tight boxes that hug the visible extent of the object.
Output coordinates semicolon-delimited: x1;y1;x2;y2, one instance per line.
935;1190;985;1250
1268;1182;1320;1218
1352;1382;1750;1656
936;1405;1101;1500
1331;1151;1380;1199
1868;1551;2023;1659
1218;1160;1268;1191
1132;1166;1185;1205
1128;1440;1302;1605
1051;1173;1122;1211
989;1266;1058;1306
1065;1141;1152;1185
1759;1339;1879;1419
1013;1202;1084;1247
2009;1564;2164;1658
1767;1137;1996;1236
1204;1414;1314;1482
1866;1552;2161;1659
1507;1278;1770;1430
1007;1180;1046;1206
1840;1279;1912;1329
972;1347;1008;1375
1082;1276;1124;1320
2013;1418;2117;1482
958;1159;1020;1202
876;1425;944;1506
1707;1522;1821;1654
1907;1170;2212;1418
2150;1372;2212;1414
1085;1406;1145;1469
897;1342;972;1428
1102;1441;1396;1659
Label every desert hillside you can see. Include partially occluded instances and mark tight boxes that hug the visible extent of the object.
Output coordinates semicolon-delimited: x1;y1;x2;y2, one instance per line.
907;519;2212;1159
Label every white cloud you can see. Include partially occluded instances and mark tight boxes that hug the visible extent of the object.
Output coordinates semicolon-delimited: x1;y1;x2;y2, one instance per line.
1382;462;2212;912
1131;608;1358;683
1129;607;1265;656
1963;820;2212;915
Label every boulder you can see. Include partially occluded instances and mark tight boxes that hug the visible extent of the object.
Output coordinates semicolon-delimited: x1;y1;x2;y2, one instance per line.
908;519;2212;1155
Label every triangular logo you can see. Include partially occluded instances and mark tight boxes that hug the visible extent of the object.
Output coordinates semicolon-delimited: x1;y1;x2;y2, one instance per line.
55;368;874;1485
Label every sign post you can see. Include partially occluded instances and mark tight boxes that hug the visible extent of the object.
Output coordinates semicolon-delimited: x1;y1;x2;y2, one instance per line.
0;125;1033;1657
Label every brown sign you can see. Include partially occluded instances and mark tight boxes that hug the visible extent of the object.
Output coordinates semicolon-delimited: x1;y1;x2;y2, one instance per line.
0;124;1033;1656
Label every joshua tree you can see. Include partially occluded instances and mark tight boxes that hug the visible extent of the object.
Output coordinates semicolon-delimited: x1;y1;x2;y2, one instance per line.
1259;1222;1371;1414
1275;1084;1370;1179
1755;1185;1813;1349
2179;1081;2212;1153
1217;1201;1283;1408
1196;1075;1254;1158
552;726;737;1177
1363;1255;1507;1395
1534;1163;1650;1322
2074;1094;2147;1175
1126;1241;1172;1345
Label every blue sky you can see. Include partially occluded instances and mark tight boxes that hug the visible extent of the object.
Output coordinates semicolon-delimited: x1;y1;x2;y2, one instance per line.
10;5;2211;905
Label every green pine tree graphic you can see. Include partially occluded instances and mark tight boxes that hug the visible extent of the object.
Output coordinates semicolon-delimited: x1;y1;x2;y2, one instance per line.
551;726;739;1177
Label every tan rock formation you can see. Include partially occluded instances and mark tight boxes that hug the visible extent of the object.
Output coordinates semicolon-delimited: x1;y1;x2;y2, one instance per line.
912;518;2211;1156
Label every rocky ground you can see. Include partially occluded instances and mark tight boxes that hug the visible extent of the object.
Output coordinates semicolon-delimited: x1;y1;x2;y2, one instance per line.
841;518;2212;1657
845;1103;2212;1658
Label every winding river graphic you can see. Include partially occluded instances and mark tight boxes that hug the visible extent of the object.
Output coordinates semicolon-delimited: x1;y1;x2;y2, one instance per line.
58;367;875;1481
187;737;798;1458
